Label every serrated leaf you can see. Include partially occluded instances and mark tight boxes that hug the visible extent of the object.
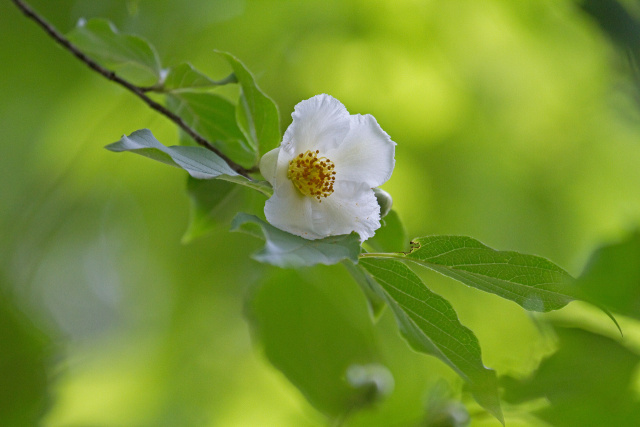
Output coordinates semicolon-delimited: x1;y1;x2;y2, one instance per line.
105;129;271;195
577;231;640;319
231;213;360;268
163;63;236;92
67;18;162;86
166;92;257;167
217;51;281;155
359;258;503;424
182;177;265;243
400;236;576;312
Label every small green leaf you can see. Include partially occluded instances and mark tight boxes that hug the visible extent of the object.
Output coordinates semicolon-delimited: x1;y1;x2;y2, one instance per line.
366;210;407;254
577;231;640;319
231;213;360;268
106;129;271;195
163;63;236;92
166;92;257;167
182;177;265;243
217;51;281;155
359;258;503;424
402;236;576;312
106;128;238;177
67;18;162;85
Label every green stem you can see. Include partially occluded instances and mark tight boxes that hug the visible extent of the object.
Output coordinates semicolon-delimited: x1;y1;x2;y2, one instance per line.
359;252;404;260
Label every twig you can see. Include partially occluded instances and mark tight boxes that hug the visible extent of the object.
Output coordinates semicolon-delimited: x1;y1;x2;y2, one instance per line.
12;0;253;178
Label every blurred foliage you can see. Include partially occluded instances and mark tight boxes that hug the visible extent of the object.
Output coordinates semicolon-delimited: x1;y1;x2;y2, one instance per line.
502;326;640;426
577;230;640;319
3;0;640;425
245;268;383;420
0;291;50;425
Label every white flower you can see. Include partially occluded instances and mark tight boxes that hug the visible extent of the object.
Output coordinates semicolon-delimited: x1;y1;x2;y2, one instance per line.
260;94;396;241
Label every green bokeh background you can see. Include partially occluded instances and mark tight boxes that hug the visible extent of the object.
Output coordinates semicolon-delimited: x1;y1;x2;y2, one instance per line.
2;0;640;425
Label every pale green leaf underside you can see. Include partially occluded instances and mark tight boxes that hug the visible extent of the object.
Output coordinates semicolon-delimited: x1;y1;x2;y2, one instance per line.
67;18;162;85
231;213;360;268
105;129;271;195
217;51;281;156
402;236;576;312
359;258;503;424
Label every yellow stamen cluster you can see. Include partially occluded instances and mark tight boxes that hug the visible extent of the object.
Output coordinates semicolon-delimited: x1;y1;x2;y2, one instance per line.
287;150;336;202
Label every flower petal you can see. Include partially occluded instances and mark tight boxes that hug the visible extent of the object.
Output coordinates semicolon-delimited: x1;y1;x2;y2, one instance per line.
328;114;396;188
281;94;351;156
311;181;381;241
270;147;295;192
259;147;280;186
264;180;326;240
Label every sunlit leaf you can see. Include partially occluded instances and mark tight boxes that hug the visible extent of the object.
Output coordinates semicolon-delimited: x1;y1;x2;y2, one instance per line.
67;18;162;85
577;231;640;319
246;268;387;418
231;213;360;268
401;236;576;312
217;51;281;155
359;258;503;424
105;129;270;195
166;92;257;167
163;63;236;92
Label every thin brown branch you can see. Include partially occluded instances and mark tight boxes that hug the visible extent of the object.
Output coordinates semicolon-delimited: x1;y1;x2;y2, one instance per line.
12;0;253;178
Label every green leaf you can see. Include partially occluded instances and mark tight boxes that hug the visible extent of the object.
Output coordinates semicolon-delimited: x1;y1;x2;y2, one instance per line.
106;128;237;177
166;92;257;167
182;177;265;243
343;260;387;320
106;129;271;195
67;18;162;86
246;268;387;418
502;326;640;426
231;213;360;268
365;210;407;254
359;258;503;424
577;231;640;319
400;235;576;312
163;63;236;92
217;51;281;155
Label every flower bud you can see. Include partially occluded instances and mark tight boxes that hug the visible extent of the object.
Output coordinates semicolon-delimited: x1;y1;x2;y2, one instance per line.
373;188;393;218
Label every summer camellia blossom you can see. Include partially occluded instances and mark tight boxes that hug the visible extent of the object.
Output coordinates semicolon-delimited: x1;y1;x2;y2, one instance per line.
260;94;396;240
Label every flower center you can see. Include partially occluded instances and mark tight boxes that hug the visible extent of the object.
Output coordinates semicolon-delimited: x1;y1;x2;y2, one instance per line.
287;150;336;202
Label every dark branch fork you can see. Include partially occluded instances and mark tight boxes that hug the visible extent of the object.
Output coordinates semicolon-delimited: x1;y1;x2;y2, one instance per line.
12;0;253;178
